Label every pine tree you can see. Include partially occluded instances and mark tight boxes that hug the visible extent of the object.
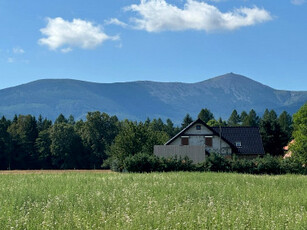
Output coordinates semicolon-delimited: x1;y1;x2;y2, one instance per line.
278;111;293;141
242;109;260;127
198;108;214;123
54;114;68;124
260;109;287;155
240;111;248;125
228;110;240;126
181;114;193;129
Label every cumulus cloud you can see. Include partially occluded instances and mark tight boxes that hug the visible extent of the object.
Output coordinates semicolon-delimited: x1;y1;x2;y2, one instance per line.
118;0;272;32
291;0;305;5
39;17;119;52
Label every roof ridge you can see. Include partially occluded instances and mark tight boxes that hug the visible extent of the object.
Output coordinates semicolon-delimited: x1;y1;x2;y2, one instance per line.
212;126;259;128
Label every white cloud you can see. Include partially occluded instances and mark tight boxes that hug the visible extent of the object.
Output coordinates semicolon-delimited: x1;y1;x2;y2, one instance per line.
119;0;272;32
13;48;25;54
61;47;73;53
291;0;305;5
39;17;119;52
7;57;14;63
105;18;128;28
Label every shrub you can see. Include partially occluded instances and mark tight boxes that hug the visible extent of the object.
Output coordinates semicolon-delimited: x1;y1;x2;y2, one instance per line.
202;153;231;172
122;152;307;174
230;157;255;174
280;157;307;175
253;155;282;174
124;153;160;173
159;156;195;172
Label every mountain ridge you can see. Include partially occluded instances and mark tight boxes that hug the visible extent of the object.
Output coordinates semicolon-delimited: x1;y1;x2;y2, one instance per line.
1;73;306;123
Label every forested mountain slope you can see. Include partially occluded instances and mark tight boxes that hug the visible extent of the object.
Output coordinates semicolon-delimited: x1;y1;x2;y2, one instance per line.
1;73;306;122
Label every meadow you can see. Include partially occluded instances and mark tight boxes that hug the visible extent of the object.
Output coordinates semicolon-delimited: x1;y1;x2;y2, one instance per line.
0;172;306;229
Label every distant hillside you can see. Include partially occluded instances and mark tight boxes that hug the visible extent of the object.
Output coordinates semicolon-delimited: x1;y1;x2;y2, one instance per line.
0;73;306;123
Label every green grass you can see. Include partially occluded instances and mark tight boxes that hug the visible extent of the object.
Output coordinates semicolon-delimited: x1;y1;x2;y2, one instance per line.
0;172;306;229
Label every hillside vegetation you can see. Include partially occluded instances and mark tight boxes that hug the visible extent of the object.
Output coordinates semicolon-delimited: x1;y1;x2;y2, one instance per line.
1;73;306;122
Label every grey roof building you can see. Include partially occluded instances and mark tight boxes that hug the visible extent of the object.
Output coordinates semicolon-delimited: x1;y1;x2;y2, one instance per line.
154;118;265;163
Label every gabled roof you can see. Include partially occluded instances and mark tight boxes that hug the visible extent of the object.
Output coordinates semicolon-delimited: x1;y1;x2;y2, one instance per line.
212;127;265;155
165;118;234;148
164;118;265;155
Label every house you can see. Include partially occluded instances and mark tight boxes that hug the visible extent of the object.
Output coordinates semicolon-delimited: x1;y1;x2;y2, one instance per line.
154;118;265;163
283;139;295;159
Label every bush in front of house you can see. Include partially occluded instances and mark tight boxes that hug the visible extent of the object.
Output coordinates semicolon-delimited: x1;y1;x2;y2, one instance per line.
159;155;195;172
123;153;195;172
202;152;231;172
122;152;307;174
252;154;282;174
280;157;307;174
230;157;255;174
124;153;160;173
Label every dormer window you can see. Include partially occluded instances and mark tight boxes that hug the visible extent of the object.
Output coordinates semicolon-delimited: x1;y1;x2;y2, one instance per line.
196;125;201;130
236;141;242;147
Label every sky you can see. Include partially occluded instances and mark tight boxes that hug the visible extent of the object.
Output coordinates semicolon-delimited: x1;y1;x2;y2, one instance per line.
0;0;306;90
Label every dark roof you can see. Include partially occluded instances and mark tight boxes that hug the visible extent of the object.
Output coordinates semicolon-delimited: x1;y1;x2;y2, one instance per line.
165;118;233;148
212;126;265;155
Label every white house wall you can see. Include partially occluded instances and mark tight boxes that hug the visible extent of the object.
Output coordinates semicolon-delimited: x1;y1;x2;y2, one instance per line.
167;123;232;154
185;123;213;135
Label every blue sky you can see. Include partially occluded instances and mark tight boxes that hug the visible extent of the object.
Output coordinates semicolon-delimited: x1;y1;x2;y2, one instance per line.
0;0;306;90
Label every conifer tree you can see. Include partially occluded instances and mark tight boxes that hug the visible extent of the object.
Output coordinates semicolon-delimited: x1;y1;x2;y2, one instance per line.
228;110;240;126
198;108;214;123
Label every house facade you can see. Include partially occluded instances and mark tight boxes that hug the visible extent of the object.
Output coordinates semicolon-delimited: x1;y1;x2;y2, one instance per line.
154;118;265;163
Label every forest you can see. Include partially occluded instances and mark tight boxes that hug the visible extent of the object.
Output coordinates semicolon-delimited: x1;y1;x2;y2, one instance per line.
0;103;306;171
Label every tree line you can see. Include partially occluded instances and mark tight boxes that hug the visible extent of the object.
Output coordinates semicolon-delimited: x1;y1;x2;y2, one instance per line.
0;104;305;170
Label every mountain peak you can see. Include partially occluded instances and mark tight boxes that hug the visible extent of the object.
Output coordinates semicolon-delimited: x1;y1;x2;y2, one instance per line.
0;73;306;123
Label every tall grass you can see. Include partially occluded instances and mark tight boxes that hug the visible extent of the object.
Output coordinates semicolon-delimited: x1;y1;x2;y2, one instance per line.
0;172;306;229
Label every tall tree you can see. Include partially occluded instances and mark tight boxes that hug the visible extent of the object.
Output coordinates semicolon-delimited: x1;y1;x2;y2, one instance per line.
109;120;168;171
68;115;75;125
242;109;260;127
7;115;39;169
54;114;68;124
78;112;119;168
198;108;214;123
35;129;52;168
290;103;307;164
164;118;176;137
50;123;83;169
37;115;52;132
181;114;193;129
240;111;248;125
0;116;10;169
260;109;287;156
150;118;165;132
278;111;293;141
207;117;227;127
228;110;240;126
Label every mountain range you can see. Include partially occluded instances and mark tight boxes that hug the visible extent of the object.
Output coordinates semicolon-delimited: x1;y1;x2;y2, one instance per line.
1;73;306;123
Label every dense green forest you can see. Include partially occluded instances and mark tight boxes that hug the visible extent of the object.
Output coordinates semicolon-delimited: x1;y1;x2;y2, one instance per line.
0;104;306;170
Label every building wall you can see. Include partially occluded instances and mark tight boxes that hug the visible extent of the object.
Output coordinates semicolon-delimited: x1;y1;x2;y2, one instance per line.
168;123;232;155
154;145;206;163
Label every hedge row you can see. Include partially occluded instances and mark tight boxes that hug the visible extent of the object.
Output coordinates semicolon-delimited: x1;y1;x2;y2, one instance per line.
123;153;307;175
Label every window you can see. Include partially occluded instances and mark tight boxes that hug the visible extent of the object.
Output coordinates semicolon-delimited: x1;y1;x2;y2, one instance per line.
236;141;242;147
196;125;201;130
205;137;212;147
181;136;189;145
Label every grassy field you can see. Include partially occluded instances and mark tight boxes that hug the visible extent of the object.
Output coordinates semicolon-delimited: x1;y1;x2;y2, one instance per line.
0;172;306;229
